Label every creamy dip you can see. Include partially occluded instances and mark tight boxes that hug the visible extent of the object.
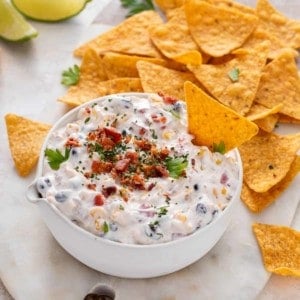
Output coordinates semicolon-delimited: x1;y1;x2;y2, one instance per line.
37;94;239;245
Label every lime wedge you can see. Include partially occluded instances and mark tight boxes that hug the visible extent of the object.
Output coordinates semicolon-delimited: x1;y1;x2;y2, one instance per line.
0;0;38;42
12;0;92;22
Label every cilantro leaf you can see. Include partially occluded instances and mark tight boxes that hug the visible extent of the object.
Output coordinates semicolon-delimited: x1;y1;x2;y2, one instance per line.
228;67;240;82
61;65;80;86
158;206;168;217
212;141;226;154
120;0;154;17
44;148;71;170
102;221;109;233
165;156;188;179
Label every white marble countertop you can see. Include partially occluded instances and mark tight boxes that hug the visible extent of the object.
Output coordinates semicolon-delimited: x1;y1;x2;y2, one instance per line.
0;1;299;299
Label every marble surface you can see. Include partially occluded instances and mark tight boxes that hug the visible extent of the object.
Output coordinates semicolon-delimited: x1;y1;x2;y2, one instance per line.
0;1;300;299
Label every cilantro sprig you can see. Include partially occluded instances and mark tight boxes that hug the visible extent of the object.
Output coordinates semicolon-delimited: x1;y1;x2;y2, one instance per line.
165;156;188;179
120;0;154;17
212;141;226;154
45;148;71;170
228;67;240;82
61;65;80;86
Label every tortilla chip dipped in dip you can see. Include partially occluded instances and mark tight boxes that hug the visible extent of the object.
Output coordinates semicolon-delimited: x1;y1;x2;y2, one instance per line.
184;81;258;152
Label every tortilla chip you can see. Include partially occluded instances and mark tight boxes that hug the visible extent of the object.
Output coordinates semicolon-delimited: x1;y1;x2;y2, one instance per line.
150;6;202;65
60;78;143;106
154;0;185;12
256;0;300;49
241;156;300;213
184;81;258;151
246;103;283;121
59;49;108;106
188;42;269;115
254;50;300;120
239;131;300;193
74;11;163;58
253;223;300;277
278;114;300;125
102;52;167;79
242;27;299;60
254;114;279;133
5;114;51;177
185;0;258;57
137;61;199;100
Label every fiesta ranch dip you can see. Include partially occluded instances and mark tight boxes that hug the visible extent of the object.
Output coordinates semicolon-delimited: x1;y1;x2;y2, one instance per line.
37;94;240;245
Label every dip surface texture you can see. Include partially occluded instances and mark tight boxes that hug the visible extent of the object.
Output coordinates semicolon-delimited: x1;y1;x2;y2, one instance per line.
37;94;239;245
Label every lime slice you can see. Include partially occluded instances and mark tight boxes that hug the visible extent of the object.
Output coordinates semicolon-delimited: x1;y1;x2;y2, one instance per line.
0;0;38;42
12;0;92;22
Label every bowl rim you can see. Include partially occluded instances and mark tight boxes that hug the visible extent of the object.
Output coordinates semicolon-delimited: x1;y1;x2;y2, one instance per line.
32;92;243;249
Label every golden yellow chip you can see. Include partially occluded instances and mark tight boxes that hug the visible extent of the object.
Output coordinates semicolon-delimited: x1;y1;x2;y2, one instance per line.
96;78;143;97
239;131;300;193
59;48;108;106
154;0;185;12
253;223;300;277
242;27;299;60
102;52;167;79
184;81;258;151
188;42;269;115
254;50;300;120
241;156;300;212
253;114;279;133
256;0;300;49
185;0;258;57
150;6;202;65
246;103;283;122
5;114;51;177
74;11;163;58
60;78;143;106
137;61;199;100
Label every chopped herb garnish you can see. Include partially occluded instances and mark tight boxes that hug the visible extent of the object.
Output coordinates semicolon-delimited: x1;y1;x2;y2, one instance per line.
165;156;188;179
158;206;168;217
119;205;125;210
102;221;109;233
120;0;154;17
168;109;180;119
61;65;80;86
212;141;226;154
228;67;240;82
45;148;71;170
84;117;90;124
149;220;159;232
150;129;158;139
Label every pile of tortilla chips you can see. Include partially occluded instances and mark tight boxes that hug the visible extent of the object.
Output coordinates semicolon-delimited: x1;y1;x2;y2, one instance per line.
4;0;300;278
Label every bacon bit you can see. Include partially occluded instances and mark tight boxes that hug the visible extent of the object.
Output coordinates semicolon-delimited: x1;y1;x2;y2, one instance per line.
85;107;91;114
114;159;130;172
220;173;228;184
101;137;115;150
135;139;152;151
139;127;147;135
87;183;96;190
132;174;145;189
102;186;117;197
104;127;122;143
84;173;91;179
158;91;178;105
94;194;105;206
142;165;156;177
160;116;167;124
147;182;156;191
124;135;132;144
65;137;80;148
159;147;170;159
92;160;113;174
151;114;167;124
125;151;138;163
155;165;169;177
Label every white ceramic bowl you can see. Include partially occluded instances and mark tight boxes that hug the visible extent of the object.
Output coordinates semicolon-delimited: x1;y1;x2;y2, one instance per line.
26;93;243;279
